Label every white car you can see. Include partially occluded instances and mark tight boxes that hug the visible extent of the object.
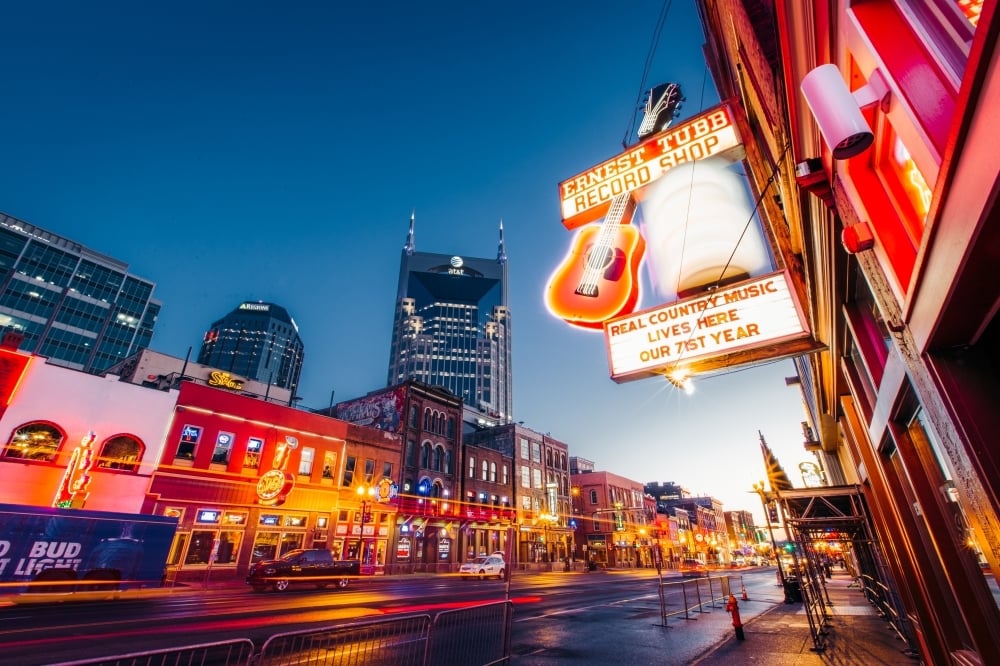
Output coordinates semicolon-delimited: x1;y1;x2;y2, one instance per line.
459;555;506;580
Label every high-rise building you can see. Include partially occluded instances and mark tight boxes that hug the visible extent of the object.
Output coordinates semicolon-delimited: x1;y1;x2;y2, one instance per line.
197;301;304;394
386;214;512;422
0;212;160;373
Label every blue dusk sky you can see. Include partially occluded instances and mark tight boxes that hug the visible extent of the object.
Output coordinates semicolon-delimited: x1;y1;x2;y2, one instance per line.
1;1;813;521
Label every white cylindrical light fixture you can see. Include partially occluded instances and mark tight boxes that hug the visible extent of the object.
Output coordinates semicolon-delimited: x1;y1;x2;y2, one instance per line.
800;64;874;160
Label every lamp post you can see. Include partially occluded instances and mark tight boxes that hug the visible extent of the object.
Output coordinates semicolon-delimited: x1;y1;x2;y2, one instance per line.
570;486;580;564
356;484;376;573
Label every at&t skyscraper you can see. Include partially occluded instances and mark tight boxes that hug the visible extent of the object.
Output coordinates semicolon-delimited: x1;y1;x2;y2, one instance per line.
387;214;512;422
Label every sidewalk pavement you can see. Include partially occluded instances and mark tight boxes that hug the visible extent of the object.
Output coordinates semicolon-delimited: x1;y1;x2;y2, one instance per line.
694;572;921;665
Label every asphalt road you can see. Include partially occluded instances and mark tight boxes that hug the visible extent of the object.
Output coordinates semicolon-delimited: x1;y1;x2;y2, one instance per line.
0;568;781;665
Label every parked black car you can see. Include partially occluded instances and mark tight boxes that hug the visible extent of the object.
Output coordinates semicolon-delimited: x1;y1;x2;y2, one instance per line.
246;549;361;592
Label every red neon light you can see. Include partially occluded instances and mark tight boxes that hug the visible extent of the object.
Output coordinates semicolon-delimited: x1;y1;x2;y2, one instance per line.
0;348;32;407
53;431;98;508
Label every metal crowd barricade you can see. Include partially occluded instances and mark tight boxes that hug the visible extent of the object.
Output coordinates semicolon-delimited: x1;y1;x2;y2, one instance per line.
48;638;256;666
424;601;514;666
44;601;514;666
256;613;433;666
657;574;734;626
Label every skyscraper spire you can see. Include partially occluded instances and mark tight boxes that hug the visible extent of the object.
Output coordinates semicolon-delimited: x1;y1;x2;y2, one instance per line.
403;210;415;256
497;218;507;264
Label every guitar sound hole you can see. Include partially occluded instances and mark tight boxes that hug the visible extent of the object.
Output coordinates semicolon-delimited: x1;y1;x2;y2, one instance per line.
586;247;615;271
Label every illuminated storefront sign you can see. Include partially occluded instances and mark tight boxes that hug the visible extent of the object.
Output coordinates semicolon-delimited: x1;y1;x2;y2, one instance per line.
605;270;810;382
53;431;98;508
256;469;295;506
207;371;244;391
559;102;745;228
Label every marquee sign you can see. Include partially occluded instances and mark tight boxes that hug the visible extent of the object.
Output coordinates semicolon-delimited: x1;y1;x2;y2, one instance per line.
559;102;745;229
605;270;811;382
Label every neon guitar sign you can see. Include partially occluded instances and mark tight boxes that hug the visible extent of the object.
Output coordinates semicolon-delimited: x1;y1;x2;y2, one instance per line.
545;84;682;329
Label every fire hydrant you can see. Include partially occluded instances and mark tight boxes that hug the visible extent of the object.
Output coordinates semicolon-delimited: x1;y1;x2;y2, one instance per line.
725;594;745;640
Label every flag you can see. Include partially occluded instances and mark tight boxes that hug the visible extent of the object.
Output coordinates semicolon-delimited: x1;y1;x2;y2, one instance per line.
759;431;793;492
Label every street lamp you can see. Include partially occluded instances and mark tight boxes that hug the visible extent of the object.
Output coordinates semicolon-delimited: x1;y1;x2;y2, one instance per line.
356;484;376;572
570;486;580;563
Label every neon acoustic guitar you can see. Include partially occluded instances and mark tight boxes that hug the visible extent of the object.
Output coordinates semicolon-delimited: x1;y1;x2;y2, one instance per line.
545;83;682;329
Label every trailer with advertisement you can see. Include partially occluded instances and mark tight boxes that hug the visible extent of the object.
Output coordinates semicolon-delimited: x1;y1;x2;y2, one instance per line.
0;503;178;598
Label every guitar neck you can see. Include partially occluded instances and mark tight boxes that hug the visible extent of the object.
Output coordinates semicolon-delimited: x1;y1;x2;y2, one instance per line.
604;192;636;228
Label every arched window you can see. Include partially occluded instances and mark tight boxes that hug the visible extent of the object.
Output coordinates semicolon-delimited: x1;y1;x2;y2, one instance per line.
405;439;416;466
468;455;476;479
546;449;553;467
2;422;64;462
421;442;431;468
444;450;452;474
490;462;497;483
433;445;443;471
423;409;431;430
481;459;488;481
97;434;144;472
409;406;418;427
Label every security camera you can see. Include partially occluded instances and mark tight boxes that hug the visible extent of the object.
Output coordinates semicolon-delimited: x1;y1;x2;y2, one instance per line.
800;64;888;160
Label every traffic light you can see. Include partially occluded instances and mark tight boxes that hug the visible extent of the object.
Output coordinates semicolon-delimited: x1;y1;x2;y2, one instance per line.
768;503;779;523
784;542;795;554
615;512;625;531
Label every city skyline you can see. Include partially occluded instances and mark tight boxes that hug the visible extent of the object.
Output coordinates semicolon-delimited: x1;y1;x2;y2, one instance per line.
0;1;813;522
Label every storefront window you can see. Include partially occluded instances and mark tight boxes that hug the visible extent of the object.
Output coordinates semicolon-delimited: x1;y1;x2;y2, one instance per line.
167;532;188;566
896;0;978;81
322;451;337;479
251;529;304;563
876;128;932;244
298;446;314;476
96;434;142;471
2;422;64;461
175;425;201;461
244;437;262;469
212;432;234;465
342;456;356;486
183;529;243;565
844;262;892;389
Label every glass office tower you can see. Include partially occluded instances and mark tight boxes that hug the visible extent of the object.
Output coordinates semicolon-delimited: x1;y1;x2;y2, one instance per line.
0;212;160;373
198;301;304;394
387;215;512;422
